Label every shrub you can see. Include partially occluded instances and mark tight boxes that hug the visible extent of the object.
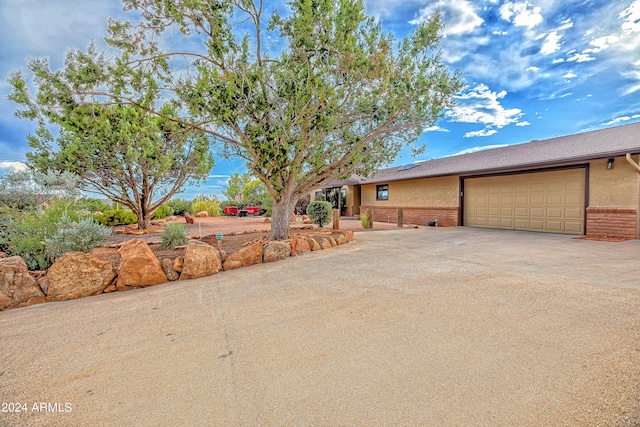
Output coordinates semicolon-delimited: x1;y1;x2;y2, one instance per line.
161;222;188;248
166;198;192;216
306;201;333;227
151;204;174;219
77;197;111;213
360;210;372;229
94;209;138;226
44;213;112;262
0;200;82;270
192;194;221;216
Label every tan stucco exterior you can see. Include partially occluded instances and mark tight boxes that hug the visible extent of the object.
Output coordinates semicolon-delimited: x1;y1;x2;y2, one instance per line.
589;156;639;207
361;176;459;207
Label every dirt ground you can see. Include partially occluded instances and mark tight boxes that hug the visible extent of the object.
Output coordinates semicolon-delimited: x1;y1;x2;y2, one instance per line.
92;215;414;268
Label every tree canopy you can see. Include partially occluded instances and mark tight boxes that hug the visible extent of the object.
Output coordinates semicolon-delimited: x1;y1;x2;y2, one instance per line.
9;0;462;239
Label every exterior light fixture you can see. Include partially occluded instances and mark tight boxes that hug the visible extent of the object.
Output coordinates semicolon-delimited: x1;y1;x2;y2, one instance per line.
215;232;224;252
607;158;614;169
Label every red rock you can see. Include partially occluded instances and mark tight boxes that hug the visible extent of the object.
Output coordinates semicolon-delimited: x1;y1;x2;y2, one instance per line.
47;252;117;301
173;256;184;273
180;241;222;280
222;242;263;271
290;238;311;256
37;276;49;295
117;239;168;291
0;256;46;311
263;241;291;262
307;237;321;251
161;258;180;281
184;212;195;224
345;230;355;241
320;238;332;250
334;234;347;245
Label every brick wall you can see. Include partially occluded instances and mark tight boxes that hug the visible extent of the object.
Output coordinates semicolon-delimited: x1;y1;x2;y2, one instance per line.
586;207;637;239
360;206;459;227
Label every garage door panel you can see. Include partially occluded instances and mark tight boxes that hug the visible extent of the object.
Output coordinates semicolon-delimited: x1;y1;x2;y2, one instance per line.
464;168;585;235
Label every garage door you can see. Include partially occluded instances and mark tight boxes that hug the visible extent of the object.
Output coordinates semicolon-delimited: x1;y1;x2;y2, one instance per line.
463;168;586;234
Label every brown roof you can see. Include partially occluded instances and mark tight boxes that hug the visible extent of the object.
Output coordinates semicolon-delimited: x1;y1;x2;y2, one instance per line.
362;121;640;184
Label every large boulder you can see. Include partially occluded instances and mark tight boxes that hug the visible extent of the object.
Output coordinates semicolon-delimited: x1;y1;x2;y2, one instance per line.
47;252;117;301
0;256;46;310
117;239;168;291
222;242;263;271
290;238;311;256
263;241;291;263
307;237;321;251
180;240;222;280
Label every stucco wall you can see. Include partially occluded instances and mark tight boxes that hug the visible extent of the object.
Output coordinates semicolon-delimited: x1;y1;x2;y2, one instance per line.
589;156;639;207
360;176;459;207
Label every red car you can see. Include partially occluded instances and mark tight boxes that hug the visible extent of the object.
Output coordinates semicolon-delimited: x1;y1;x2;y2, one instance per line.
245;206;261;216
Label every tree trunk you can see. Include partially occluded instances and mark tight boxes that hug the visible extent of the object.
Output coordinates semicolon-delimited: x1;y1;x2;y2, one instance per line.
269;192;298;240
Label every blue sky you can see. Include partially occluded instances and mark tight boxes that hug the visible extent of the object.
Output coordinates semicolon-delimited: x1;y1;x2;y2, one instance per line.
1;0;639;200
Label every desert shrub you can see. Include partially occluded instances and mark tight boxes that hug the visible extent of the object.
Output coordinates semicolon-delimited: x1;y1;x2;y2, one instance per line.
0;200;81;270
360;210;372;229
151;204;174;219
306;201;333;227
94;209;138;226
77;197;111;213
44;213;112;262
192;194;221;216
161;222;188;249
166;198;192;216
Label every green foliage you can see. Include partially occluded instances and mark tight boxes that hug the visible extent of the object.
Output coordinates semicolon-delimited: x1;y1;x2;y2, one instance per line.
192;194;220;216
161;222;188;249
151;204;174;219
77;197;111;213
8;0;461;239
94;209;138;226
307;201;333;228
0;200;81;270
295;195;310;215
166;198;192;216
360;210;372;229
223;173;253;201
44;213;112;262
0;169;81;210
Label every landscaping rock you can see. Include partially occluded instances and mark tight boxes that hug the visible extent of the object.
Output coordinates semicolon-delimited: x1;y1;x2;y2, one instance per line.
117;239;168;291
222;242;263;271
161;258;180;281
290;238;311;256
196;211;209;217
173;256;184;273
180;241;222;280
335;234;347;245
47;252;117;301
320;238;333;250
0;256;46;311
0;251;6;258
184;212;195;224
327;236;337;247
263;241;291;263
302;219;313;224
37;276;49;295
345;230;354;242
307;237;321;251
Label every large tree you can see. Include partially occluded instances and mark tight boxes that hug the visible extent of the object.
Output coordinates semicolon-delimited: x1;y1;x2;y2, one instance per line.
9;98;214;229
9;0;462;240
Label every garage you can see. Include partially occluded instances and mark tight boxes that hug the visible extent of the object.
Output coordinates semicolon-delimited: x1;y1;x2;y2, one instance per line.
462;167;587;235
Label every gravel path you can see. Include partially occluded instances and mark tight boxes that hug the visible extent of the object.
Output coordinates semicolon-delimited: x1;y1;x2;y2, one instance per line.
1;227;639;426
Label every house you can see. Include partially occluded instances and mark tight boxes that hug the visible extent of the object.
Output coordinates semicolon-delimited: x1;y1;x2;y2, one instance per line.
316;121;640;239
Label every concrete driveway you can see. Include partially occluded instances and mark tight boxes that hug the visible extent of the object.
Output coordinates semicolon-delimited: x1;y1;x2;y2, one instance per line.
1;227;639;426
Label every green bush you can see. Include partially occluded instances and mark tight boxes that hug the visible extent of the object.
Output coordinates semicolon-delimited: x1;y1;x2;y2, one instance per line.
306;201;333;227
166;198;192;216
360;210;372;229
0;200;81;270
44;213;112;262
161;222;188;249
94;209;138;226
192;194;220;216
151;204;174;219
77;197;111;213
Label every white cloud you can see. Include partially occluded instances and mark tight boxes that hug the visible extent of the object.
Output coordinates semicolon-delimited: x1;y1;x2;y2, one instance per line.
603;116;633;125
620;0;640;33
448;83;524;130
0;161;28;172
585;35;620;53
552;58;565;64
566;53;596;63
499;1;543;29
409;0;483;36
493;30;508;35
526;66;540;72
516;121;531;126
540;31;562;55
208;174;231;179
563;72;577;79
424;126;450;133
464;129;499;138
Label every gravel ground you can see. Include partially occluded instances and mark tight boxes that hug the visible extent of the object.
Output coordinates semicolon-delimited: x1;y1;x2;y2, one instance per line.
1;227;639;426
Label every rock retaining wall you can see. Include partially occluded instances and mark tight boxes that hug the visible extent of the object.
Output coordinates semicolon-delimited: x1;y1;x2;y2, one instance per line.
0;230;355;311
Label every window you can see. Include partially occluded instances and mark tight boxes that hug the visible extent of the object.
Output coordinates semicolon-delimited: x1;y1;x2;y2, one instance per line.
376;184;388;201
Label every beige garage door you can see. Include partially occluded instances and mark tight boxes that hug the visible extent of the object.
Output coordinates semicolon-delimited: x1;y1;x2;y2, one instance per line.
463;168;586;234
